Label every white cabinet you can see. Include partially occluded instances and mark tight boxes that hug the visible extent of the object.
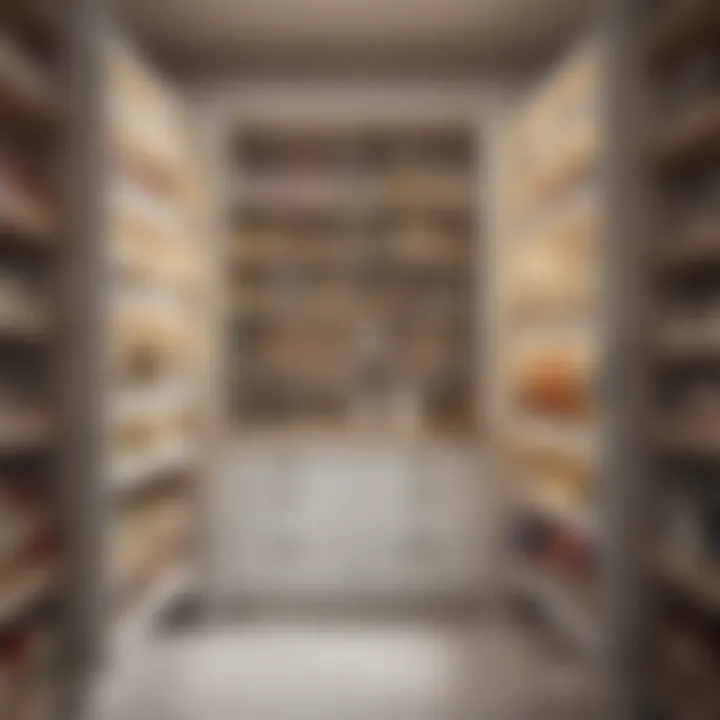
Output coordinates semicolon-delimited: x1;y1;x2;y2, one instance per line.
209;444;490;605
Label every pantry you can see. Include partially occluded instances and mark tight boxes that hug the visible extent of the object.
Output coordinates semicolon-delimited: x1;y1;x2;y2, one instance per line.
0;0;717;718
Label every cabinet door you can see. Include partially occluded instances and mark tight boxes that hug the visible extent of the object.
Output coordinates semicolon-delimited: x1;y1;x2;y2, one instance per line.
210;445;490;604
214;448;294;597
402;450;486;594
342;449;413;596
287;448;356;596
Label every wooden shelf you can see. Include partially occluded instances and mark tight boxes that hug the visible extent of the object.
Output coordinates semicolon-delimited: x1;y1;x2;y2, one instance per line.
110;439;192;494
0;412;51;453
0;315;50;342
0;36;57;130
656;552;720;611
654;322;720;360
654;682;720;720
0;1;58;53
520;132;597;213
508;417;598;463
0;566;54;630
645;0;720;70
507;562;600;656
650;98;720;171
656;218;720;272
656;422;720;458
229;423;477;447
519;487;597;542
0;189;55;245
112;562;191;658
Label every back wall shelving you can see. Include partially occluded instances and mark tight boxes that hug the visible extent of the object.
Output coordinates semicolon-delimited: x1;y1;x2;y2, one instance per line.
229;121;479;440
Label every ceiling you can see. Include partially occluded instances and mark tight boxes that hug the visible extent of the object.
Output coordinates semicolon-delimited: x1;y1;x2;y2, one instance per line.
122;0;590;76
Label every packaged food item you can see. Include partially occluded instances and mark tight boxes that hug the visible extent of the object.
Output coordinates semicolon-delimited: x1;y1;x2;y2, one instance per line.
514;344;594;418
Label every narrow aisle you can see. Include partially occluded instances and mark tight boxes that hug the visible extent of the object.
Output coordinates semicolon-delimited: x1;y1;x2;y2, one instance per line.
99;617;600;720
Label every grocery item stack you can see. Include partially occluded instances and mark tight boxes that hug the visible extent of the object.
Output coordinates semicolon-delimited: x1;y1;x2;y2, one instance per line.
105;42;201;629
232;123;477;437
641;0;720;714
502;42;601;653
0;7;62;718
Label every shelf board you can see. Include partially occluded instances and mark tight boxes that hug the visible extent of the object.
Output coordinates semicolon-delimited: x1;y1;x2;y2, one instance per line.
228;423;478;446
0;1;58;53
0;316;50;343
509;418;598;464
655;683;720;719
645;1;720;70
113;562;191;655
109;443;192;498
507;562;600;657
0;566;54;630
110;384;192;424
656;421;720;455
233;258;353;277
654;325;720;360
0;415;51;453
519;490;598;542
0;36;57;131
0;193;55;247
656;219;720;272
650;98;720;171
236;192;473;220
656;553;720;612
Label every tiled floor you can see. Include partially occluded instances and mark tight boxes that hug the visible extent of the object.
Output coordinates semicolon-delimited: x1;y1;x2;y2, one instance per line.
95;616;600;720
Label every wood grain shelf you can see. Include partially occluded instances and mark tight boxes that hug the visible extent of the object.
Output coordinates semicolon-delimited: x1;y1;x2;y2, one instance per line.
656;219;720;271
645;0;720;70
0;191;54;244
519;488;598;541
228;423;478;447
508;418;598;463
0;413;51;453
0;566;54;631
507;561;600;656
521;135;597;213
0;1;59;53
112;562;191;658
0;315;50;342
0;36;57;130
650;98;720;171
109;445;191;499
654;683;720;720
654;324;720;359
656;553;720;611
655;423;720;457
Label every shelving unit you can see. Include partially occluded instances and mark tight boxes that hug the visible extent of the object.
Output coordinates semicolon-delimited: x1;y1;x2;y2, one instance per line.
499;42;602;655
230;123;478;438
0;2;70;718
633;0;720;715
103;40;203;654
